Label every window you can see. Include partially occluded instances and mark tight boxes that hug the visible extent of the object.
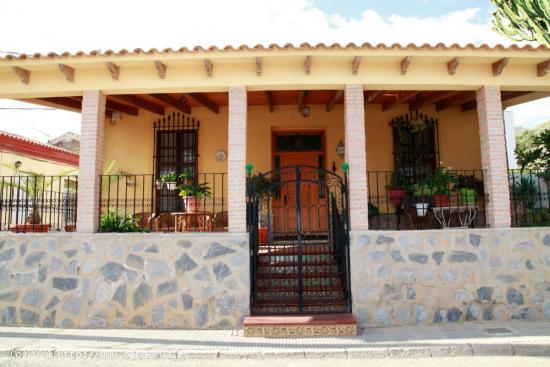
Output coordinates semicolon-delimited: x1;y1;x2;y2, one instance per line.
154;113;199;213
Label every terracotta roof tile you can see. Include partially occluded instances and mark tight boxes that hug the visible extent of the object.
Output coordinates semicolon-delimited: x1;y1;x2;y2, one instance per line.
1;42;547;61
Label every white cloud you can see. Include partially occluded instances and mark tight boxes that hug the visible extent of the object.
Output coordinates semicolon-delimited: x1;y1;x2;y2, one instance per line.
507;97;550;129
0;0;546;142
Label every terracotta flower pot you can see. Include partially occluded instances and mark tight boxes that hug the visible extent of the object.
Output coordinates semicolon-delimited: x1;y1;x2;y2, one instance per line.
433;194;450;207
389;189;406;206
9;224;50;233
183;196;201;213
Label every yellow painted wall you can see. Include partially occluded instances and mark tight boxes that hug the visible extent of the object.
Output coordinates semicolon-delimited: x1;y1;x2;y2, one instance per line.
103;103;481;177
0;151;78;176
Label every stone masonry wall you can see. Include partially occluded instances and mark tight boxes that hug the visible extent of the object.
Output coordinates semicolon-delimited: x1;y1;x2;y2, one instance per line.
351;228;550;328
0;233;249;328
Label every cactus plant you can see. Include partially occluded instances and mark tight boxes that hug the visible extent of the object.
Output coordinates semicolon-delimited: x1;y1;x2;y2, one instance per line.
491;0;550;46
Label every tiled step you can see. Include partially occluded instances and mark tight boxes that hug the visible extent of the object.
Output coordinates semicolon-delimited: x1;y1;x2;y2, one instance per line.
258;259;337;267
255;298;347;307
257;266;339;274
256;272;340;280
256;285;343;293
244;313;357;337
258;246;333;256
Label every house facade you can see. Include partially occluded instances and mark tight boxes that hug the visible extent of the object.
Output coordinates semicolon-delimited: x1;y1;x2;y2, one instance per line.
0;43;549;334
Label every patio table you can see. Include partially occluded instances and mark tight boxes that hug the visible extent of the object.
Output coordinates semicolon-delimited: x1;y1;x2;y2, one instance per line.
173;212;214;232
432;206;478;229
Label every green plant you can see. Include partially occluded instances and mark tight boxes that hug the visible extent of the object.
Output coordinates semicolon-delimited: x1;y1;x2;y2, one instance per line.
160;171;177;183
177;171;211;199
248;173;279;200
455;174;485;195
368;203;379;219
491;0;550;46
511;176;538;210
458;188;477;205
387;171;405;190
426;168;457;195
100;208;148;232
516;129;550;170
413;184;433;197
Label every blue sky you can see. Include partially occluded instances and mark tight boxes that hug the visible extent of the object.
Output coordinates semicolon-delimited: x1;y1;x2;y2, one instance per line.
314;0;493;20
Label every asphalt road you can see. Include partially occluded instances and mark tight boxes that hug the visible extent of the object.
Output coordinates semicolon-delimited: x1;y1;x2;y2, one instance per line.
1;356;550;367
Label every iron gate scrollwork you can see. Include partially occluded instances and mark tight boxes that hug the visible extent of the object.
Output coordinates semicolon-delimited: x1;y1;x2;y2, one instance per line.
247;165;352;315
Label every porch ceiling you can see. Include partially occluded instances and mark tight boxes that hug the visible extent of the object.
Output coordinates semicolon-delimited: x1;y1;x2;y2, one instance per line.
18;89;545;117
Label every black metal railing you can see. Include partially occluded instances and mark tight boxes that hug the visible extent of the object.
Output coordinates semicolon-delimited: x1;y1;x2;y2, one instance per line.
98;173;227;232
367;169;487;230
0;175;78;233
509;169;550;227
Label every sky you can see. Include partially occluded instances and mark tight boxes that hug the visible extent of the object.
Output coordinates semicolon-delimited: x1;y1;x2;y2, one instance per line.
0;0;548;142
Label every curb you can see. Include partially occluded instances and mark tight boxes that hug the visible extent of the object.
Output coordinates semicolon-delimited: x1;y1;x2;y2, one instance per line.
2;343;550;360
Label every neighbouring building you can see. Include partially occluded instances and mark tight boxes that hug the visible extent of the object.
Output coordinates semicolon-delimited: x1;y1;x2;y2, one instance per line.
0;42;549;336
48;131;80;153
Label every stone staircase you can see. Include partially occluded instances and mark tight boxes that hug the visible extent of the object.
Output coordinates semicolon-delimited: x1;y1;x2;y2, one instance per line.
246;236;357;336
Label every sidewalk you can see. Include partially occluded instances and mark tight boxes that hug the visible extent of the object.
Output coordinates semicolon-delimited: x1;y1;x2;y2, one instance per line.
1;321;550;361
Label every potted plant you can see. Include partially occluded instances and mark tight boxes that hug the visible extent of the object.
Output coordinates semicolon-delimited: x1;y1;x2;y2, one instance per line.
428;168;457;207
387;171;406;207
161;171;177;190
155;178;164;190
413;184;432;216
458;188;476;206
177;170;211;213
455;174;483;207
248;173;279;245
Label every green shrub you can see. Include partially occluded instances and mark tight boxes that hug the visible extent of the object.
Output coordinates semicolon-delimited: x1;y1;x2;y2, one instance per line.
100;208;148;232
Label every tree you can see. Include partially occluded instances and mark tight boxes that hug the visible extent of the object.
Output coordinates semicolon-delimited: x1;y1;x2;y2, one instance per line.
515;128;550;170
491;0;550;46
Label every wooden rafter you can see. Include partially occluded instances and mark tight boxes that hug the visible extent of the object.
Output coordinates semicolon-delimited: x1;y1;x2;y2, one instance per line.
492;57;509;76
112;95;164;115
264;91;274;113
256;57;262;76
105;62;120;80
58;64;75;82
203;58;213;77
462;91;531;112
326;90;343;112
298;90;307;111
155;61;166;79
71;96;138;116
365;90;384;104
184;93;219;114
461;100;477;111
352;56;361;75
537;59;550;77
400;56;412;75
410;91;461;111
447;57;460;76
382;91;419;111
435;91;476;111
304;55;312;75
12;66;30;84
35;97;111;118
150;94;191;114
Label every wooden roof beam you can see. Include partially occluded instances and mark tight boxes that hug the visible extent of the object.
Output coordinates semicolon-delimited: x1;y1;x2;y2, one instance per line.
447;57;460;75
150;94;191;114
492;57;509;76
537;59;550;77
304;55;312;75
71;96;138;116
155;61;166;79
203;58;213;77
435;91;476;111
326;90;343;112
58;64;75;82
112;95;164;115
462;91;531;112
410;91;461;111
365;90;384;104
382;91;419;111
35;97;112;118
13;66;30;84
400;56;412;75
352;56;361;75
256;57;262;76
264;91;274;113
184;93;219;114
105;62;120;80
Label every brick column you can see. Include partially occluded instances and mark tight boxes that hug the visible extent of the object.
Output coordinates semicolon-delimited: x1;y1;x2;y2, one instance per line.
476;86;511;228
344;84;369;230
77;90;106;233
228;86;247;233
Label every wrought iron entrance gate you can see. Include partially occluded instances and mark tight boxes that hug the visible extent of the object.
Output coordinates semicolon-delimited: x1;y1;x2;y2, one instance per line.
247;165;352;315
